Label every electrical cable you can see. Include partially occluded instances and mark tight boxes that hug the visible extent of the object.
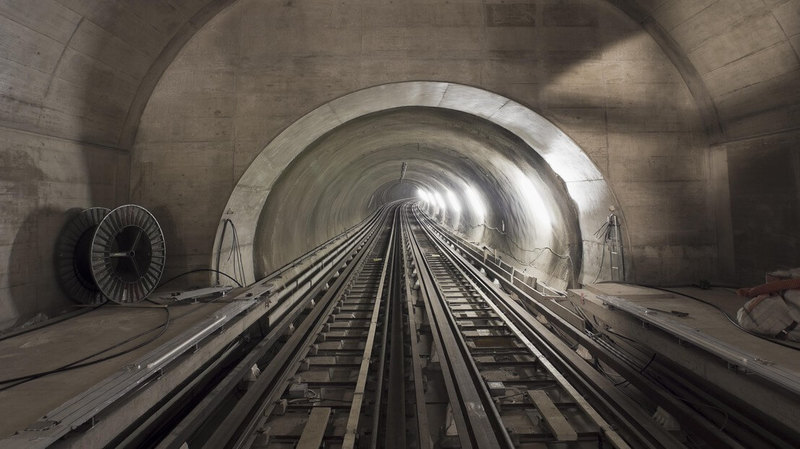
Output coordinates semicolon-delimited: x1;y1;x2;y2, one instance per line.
224;219;245;286
0;301;107;343
618;282;800;351
466;220;571;261
588;310;739;434
0;305;171;391
158;268;243;289
0;233;240;390
233;222;246;286
592;239;607;284
591;218;614;283
438;215;576;286
217;218;247;287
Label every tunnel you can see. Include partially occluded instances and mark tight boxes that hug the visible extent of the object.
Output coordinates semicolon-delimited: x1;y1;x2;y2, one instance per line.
226;84;611;292
3;0;798;327
1;1;799;448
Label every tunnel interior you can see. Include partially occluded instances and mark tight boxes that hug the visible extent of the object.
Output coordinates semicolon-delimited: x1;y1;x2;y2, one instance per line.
1;1;800;446
256;107;584;289
1;0;799;330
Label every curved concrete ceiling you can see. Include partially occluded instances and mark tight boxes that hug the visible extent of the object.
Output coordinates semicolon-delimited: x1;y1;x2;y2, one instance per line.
255;108;583;287
1;0;795;150
1;0;798;328
223;83;612;289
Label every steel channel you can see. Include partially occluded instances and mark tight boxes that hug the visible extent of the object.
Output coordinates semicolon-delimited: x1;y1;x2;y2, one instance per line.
599;294;800;396
154;254;351;449
181;217;375;447
383;224;407;449
199;208;394;449
236;209;380;301
641;350;798;449
341;209;398;449
255;208;383;287
418;218;632;448
369;211;401;448
414;207;718;449
401;233;433;449
114;340;242;448
402;209;512;449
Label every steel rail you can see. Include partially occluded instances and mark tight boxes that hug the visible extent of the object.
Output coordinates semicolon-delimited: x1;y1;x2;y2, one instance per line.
413;209;631;448
146;207;388;449
197;207;396;449
234;210;397;448
401;207;514;449
369;209;406;449
383;222;407;449
401;235;433;449
368;242;393;449
228;223;392;449
415;207;748;449
341;208;398;448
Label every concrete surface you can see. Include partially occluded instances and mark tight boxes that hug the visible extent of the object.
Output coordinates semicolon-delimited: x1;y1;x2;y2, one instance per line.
571;282;800;433
0;300;231;438
241;89;601;291
0;0;798;326
133;0;716;296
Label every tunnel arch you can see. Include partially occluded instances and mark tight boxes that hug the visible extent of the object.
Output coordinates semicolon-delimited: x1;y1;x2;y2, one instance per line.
217;81;626;289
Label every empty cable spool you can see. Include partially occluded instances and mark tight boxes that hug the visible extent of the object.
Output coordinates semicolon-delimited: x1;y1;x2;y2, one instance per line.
56;205;166;304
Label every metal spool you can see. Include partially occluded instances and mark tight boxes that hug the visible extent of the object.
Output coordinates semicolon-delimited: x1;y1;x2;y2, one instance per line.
90;205;166;304
55;207;111;304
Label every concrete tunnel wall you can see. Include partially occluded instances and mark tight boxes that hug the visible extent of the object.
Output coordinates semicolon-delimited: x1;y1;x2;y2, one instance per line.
254;106;586;289
0;0;799;329
140;0;715;293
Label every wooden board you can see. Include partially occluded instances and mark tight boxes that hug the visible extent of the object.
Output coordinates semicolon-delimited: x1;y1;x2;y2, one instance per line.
296;407;331;449
528;390;578;441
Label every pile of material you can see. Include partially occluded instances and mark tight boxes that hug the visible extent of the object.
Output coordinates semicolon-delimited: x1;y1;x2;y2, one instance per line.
737;269;800;342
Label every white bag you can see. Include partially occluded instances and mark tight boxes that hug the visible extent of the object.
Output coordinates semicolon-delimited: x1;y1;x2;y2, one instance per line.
737;291;800;342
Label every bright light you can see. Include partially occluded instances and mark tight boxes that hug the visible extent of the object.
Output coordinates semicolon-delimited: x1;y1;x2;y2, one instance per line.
417;188;430;203
445;189;461;214
464;184;485;220
509;167;552;227
433;191;446;211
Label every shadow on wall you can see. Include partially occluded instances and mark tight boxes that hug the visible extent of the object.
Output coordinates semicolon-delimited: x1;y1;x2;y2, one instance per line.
4;207;81;330
0;35;135;331
147;204;213;289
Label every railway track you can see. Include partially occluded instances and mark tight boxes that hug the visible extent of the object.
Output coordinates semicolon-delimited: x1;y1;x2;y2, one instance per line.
112;202;768;449
402;206;631;449
240;209;398;448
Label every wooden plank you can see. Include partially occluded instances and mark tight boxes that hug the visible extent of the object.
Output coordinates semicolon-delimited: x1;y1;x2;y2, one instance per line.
528;390;578;441
296;407;331;449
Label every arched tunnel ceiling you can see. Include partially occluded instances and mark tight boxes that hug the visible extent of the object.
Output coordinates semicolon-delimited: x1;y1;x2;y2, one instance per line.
217;81;615;292
255;107;582;286
1;0;799;328
0;0;796;149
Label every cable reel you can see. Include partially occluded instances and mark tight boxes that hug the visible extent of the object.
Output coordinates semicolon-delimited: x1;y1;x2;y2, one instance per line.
56;205;166;304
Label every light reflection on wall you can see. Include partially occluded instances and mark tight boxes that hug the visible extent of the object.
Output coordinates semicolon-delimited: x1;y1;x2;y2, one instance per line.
444;188;461;228
432;190;447;221
508;164;552;229
464;183;485;223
